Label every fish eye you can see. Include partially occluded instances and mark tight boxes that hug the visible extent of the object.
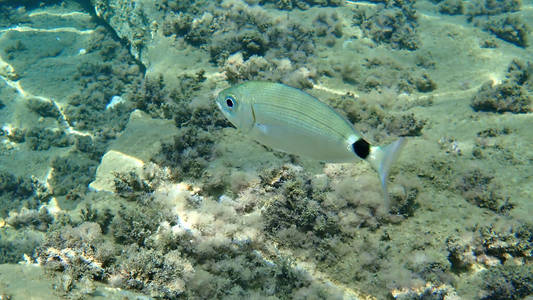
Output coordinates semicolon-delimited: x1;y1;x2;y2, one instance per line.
225;96;235;108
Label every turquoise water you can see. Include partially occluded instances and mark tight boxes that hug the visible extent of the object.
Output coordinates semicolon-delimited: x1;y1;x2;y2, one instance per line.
0;0;532;299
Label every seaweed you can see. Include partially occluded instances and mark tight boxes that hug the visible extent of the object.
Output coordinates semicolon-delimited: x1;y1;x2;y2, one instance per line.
0;170;43;218
6;207;53;231
354;0;419;50
3;40;27;60
152;127;216;180
129;74;173;119
48;151;98;197
472;59;532;113
113;171;154;201
262;0;343;10
466;0;521;18
162;2;318;67
80;204;113;234
481;264;533;300
6;128;26;143
0;227;42;264
438;0;464;15
483;15;529;47
313;11;343;47
24;127;72;151
25;98;61;119
455;169;513;213
73;135;107;161
472;80;531;113
263;171;341;239
64;26;142;141
36;222;116;296
111;203;171;246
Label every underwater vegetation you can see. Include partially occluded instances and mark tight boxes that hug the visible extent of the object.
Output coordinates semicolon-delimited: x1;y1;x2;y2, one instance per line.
471;59;532;113
0;0;531;299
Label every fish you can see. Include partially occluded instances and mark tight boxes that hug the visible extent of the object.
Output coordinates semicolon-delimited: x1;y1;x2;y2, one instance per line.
215;81;406;208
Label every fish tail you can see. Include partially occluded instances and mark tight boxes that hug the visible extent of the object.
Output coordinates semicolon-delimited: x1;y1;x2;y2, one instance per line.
367;137;406;209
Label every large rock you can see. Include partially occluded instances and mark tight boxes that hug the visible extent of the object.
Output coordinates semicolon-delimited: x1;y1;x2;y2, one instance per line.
89;110;179;192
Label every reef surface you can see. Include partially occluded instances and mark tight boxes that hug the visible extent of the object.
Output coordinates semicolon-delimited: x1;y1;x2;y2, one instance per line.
0;0;531;299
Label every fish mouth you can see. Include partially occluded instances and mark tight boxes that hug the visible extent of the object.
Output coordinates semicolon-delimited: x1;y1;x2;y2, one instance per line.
216;101;223;111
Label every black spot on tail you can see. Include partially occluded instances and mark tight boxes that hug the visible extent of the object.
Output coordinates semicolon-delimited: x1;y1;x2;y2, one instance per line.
352;138;370;159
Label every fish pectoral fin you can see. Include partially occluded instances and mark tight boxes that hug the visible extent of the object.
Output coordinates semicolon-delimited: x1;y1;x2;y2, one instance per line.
251;103;256;124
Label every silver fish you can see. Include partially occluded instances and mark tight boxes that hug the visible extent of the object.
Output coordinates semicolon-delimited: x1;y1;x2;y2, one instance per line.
216;81;406;207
